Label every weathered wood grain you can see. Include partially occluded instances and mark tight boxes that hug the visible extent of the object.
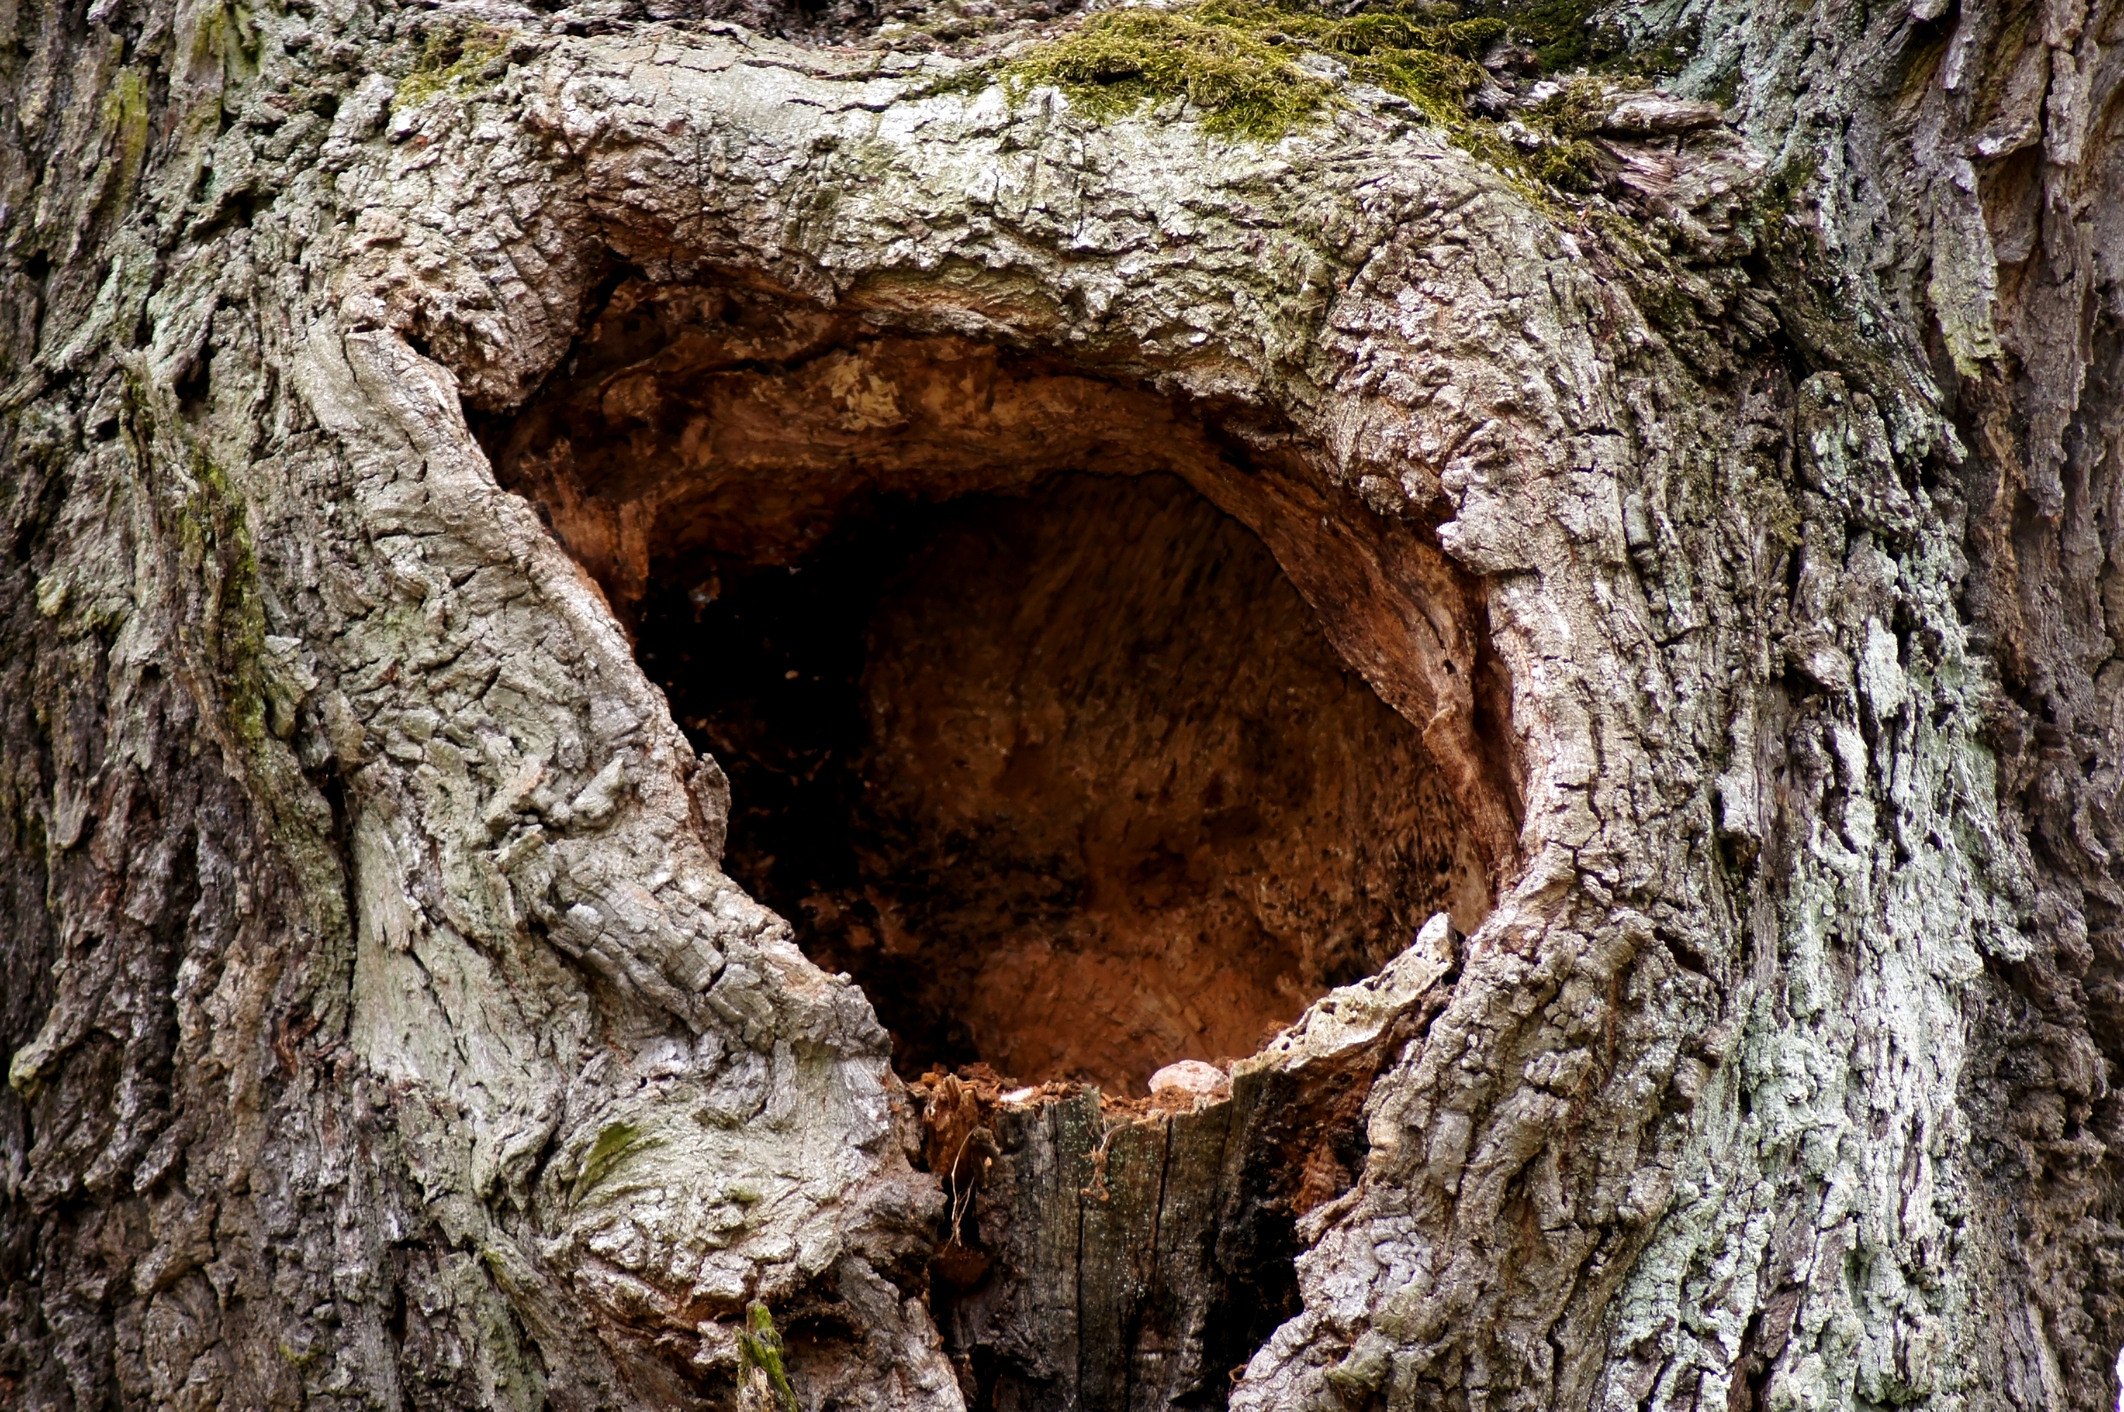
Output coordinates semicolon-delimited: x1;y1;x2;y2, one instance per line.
925;936;1455;1412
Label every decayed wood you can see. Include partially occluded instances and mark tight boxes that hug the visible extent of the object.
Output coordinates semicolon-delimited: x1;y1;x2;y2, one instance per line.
925;928;1457;1412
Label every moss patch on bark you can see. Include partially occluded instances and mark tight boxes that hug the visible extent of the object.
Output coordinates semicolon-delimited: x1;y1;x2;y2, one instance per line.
991;0;1502;137
984;0;1643;195
395;24;515;110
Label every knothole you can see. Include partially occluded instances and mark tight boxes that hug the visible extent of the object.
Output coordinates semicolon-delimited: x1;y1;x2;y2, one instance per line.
479;275;1515;1411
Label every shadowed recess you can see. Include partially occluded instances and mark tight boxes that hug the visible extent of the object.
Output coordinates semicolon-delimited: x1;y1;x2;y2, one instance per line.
635;471;1485;1091
479;276;1512;1094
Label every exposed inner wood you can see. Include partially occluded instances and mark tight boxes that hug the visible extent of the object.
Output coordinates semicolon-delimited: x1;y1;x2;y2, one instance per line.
634;472;1488;1090
481;279;1522;873
481;280;1504;1093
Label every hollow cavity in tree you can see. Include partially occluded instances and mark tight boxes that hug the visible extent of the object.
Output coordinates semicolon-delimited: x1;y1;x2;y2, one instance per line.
479;278;1511;1094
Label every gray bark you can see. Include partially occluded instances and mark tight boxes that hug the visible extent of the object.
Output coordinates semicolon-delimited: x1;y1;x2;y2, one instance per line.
2;0;2121;1407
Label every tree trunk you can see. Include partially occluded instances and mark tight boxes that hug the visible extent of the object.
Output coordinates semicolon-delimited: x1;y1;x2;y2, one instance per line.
4;0;2122;1407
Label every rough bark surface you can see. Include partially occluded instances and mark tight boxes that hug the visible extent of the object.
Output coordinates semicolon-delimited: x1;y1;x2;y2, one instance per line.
3;0;2123;1408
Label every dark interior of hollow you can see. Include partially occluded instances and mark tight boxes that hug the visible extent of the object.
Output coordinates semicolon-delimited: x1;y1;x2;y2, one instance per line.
631;470;1483;1093
475;278;1502;1095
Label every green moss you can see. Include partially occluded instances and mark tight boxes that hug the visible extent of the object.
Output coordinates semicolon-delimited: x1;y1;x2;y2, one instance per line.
1471;0;1603;70
395;25;514;111
96;69;155;227
979;0;1663;199
183;0;261;91
574;1120;661;1197
1466;0;1701;77
103;67;150;156
995;6;1331;137
737;1303;800;1412
180;450;271;750
988;0;1512;136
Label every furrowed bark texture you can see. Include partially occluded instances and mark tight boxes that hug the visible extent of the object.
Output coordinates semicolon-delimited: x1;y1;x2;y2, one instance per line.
2;0;2122;1407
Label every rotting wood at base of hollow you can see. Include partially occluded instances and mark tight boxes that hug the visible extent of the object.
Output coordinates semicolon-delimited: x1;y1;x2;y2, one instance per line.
903;919;1461;1412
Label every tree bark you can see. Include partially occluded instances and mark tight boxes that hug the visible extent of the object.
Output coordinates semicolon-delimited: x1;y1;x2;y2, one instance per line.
4;0;2122;1408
